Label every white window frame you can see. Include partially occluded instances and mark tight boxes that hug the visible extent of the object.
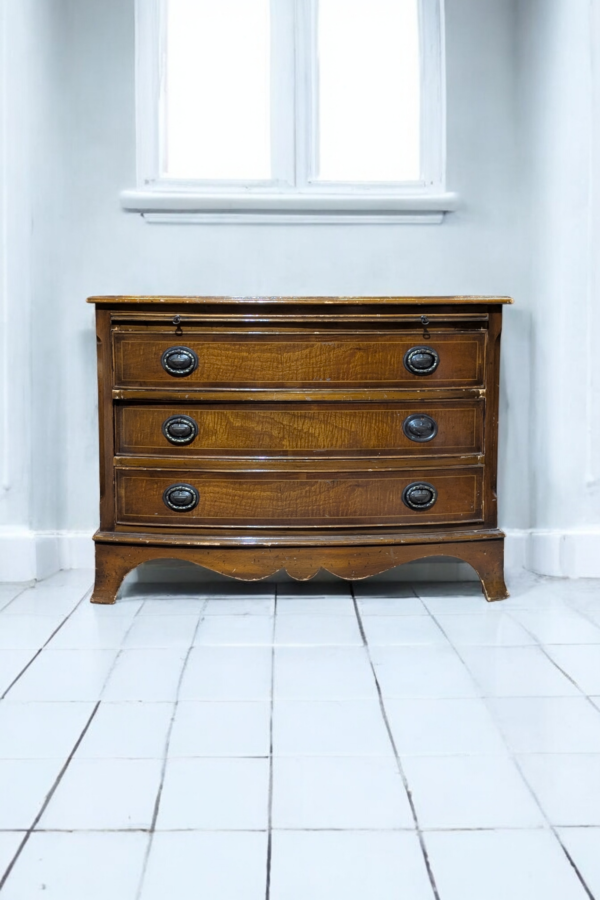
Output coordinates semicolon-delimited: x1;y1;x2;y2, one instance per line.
122;0;457;223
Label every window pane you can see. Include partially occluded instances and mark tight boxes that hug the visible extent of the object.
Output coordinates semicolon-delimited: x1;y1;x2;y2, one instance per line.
317;0;421;182
165;0;271;180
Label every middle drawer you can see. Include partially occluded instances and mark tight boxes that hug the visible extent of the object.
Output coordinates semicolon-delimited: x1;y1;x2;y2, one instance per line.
116;401;484;459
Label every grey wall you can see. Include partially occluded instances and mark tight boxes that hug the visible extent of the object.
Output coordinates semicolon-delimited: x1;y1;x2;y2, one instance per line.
45;0;527;542
516;0;600;573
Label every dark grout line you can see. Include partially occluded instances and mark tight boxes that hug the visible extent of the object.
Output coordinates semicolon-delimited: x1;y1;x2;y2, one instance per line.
502;611;600;715
0;584;95;701
265;585;278;900
0;700;102;892
0;585;153;889
0;582;36;613
134;597;209;900
349;584;441;900
423;594;597;900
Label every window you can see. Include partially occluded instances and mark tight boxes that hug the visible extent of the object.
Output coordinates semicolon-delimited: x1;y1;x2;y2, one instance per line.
124;0;455;222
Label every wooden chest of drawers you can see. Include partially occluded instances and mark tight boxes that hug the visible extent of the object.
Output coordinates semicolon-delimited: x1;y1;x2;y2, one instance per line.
89;296;510;604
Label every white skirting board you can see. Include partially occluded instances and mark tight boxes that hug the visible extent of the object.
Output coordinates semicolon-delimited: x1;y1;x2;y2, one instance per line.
1;528;600;582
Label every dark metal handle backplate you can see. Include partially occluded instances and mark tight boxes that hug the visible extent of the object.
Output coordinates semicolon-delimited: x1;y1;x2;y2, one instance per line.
161;346;198;377
402;414;438;443
162;415;199;445
402;481;438;511
163;483;200;512
403;346;440;376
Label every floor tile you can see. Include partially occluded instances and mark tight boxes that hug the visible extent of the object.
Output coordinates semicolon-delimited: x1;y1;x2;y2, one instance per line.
504;581;575;610
421;595;505;615
274;614;362;646
198;583;275;600
47;615;133;650
510;609;600;644
138;597;206;616
123;615;199;649
487;697;600;752
0;701;94;758
0;833;23;879
1;831;148;900
273;699;392;755
169;700;270;757
2;586;86;617
269;831;434;900
8;650;117;701
0;650;36;696
273;647;377;700
434;613;536;646
194;615;273;646
70;599;145;621
423;830;590;900
42;569;94;589
371;646;480;698
459;647;580;696
556;828;600;898
272;756;413;828
102;649;187;701
156;758;269;829
356;595;428;616
0;584;26;612
362;616;448;646
203;597;274;615
179;647;272;700
404;755;544;828
385;698;507;755
75;702;174;759
0;616;65;650
0;759;63;828
518;754;600;825
352;582;418;600
545;645;600;694
415;581;484;598
38;758;162;830
276;597;356;615
139;832;267;900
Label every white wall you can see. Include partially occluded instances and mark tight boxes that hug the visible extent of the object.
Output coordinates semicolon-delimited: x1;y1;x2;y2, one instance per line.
517;0;600;576
57;0;526;556
4;0;599;580
0;0;66;578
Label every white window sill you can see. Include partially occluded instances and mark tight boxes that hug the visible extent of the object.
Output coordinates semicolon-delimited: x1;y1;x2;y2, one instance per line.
120;190;459;224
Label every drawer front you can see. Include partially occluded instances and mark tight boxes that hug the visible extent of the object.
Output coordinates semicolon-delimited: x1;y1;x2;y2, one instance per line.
115;467;484;528
112;332;486;389
116;401;484;458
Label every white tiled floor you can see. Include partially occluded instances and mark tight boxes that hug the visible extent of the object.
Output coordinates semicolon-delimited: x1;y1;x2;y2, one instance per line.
1;570;600;898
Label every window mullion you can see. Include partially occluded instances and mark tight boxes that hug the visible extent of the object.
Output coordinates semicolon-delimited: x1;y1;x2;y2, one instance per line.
294;0;318;188
419;0;445;189
270;0;296;186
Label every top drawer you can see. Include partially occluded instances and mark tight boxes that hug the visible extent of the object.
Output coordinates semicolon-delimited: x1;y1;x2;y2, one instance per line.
112;331;486;390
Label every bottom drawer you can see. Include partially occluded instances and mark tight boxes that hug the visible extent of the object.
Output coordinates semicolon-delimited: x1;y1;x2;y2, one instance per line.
115;467;484;528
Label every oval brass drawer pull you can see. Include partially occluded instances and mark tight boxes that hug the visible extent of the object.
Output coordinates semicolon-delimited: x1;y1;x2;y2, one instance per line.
403;346;440;376
162;415;198;445
402;414;438;443
402;481;438;510
161;346;199;377
163;483;200;512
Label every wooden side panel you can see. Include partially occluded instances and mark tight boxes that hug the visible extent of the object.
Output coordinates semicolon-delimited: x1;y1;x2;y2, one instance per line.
96;309;116;531
115;401;484;458
112;331;486;389
115;466;484;528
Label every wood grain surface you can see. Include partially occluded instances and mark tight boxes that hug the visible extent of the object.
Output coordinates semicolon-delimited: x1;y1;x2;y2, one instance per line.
115;400;484;458
113;331;486;389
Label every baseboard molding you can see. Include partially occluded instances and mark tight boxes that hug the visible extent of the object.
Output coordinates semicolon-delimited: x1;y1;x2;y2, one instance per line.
1;528;599;582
